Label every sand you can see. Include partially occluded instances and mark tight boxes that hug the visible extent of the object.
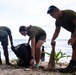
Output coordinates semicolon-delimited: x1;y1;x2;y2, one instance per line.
0;61;74;75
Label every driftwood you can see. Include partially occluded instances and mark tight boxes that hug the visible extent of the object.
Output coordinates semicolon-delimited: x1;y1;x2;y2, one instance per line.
48;42;56;71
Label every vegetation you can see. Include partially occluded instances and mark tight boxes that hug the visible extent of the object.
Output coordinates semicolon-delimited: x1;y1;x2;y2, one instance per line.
43;50;70;63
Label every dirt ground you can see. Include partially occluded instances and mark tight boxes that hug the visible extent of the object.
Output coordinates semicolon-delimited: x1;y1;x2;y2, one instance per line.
0;61;75;75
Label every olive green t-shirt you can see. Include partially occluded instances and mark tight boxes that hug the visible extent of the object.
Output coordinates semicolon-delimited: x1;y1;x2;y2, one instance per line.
27;25;46;40
55;10;76;33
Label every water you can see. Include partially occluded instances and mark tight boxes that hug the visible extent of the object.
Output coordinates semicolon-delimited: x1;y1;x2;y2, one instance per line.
0;39;72;63
44;39;72;63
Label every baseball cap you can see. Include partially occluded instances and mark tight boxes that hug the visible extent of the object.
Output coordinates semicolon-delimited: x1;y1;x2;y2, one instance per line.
47;5;58;14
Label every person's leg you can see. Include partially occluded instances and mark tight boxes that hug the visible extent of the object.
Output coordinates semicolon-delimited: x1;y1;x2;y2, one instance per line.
1;38;11;65
0;52;2;65
0;46;2;64
34;32;46;68
2;45;10;64
59;40;76;73
35;40;45;64
0;59;2;65
72;40;76;61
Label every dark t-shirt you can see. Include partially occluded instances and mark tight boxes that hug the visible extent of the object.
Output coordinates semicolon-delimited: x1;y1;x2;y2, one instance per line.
55;10;76;33
27;25;46;40
0;26;11;42
0;26;11;36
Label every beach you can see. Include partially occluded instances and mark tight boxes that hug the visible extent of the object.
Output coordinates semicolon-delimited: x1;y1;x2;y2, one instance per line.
0;39;73;75
0;0;75;74
0;38;72;63
0;60;74;75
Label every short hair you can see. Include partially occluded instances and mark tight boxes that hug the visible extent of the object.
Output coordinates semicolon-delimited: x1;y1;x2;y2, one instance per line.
47;5;58;14
19;25;27;32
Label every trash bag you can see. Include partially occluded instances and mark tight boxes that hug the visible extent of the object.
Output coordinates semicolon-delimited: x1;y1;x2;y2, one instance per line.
11;43;31;67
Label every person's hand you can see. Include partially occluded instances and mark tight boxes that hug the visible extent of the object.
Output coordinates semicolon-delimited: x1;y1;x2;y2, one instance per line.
30;59;34;66
51;40;56;45
68;38;75;45
11;45;15;50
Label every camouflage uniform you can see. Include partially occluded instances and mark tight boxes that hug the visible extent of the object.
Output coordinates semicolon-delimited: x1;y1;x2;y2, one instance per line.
0;26;11;46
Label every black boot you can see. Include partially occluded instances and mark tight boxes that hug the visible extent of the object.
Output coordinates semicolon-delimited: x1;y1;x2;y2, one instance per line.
74;65;76;75
59;60;76;73
6;59;12;65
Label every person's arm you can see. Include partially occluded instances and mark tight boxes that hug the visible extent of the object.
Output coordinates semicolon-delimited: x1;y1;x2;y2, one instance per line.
31;37;35;57
72;19;76;38
31;37;35;58
9;34;13;46
68;19;76;45
51;26;61;45
30;37;35;66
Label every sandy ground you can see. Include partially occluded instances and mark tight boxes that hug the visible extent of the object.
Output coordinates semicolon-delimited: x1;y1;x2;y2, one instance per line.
0;61;74;75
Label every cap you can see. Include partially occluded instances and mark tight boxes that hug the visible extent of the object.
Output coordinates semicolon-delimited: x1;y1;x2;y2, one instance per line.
47;5;58;14
19;25;27;32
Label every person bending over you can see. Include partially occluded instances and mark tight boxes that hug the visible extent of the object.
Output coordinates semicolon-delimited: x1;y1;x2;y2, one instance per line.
0;26;14;65
19;25;46;68
47;5;76;73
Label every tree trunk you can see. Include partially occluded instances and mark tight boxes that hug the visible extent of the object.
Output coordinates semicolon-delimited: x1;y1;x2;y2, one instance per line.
48;42;56;70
